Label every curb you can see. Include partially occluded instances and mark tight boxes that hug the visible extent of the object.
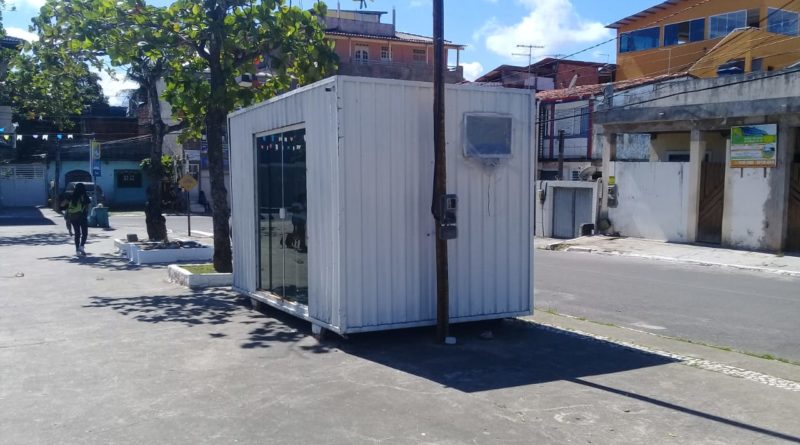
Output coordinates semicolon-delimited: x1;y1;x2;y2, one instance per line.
549;244;800;278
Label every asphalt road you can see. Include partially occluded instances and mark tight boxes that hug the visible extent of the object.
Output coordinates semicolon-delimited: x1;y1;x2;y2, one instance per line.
109;212;214;238
534;250;800;363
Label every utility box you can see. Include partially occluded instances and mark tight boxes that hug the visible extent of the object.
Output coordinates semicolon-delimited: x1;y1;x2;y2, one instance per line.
228;76;534;335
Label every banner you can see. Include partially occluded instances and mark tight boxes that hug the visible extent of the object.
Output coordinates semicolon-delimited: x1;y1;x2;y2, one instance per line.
730;124;778;168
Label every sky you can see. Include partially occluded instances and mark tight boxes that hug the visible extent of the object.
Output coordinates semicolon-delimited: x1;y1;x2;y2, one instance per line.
2;0;659;104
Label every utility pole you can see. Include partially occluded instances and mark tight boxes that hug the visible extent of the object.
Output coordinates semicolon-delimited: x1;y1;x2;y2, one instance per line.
432;0;450;344
558;130;566;180
513;44;544;91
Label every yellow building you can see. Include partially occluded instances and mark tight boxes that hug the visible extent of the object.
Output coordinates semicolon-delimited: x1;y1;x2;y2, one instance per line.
609;0;800;80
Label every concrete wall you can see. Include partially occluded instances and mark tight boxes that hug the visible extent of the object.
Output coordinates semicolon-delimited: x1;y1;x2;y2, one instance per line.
722;124;798;251
609;161;691;242
534;180;600;238
650;132;690;161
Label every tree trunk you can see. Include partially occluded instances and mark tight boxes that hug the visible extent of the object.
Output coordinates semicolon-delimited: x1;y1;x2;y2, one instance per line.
144;78;168;242
206;22;233;273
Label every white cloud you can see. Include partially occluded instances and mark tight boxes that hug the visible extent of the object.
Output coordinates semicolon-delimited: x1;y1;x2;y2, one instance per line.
479;0;612;62
5;27;38;42
461;61;484;81
96;70;139;107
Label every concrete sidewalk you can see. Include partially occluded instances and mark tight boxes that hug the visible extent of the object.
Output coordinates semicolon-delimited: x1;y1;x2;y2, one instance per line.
538;236;800;277
2;211;800;444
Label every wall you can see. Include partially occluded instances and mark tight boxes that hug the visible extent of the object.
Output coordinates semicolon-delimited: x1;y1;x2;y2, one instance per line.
534;180;600;238
50;160;149;207
722;123;798;250
228;78;342;327
614;0;800;80
650;132;691;161
337;78;533;330
608;161;692;241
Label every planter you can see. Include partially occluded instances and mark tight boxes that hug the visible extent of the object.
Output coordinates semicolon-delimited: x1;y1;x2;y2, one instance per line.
168;264;232;289
132;244;214;265
114;239;137;258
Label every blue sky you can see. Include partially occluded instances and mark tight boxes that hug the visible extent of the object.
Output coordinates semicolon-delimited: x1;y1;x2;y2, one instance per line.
3;0;658;102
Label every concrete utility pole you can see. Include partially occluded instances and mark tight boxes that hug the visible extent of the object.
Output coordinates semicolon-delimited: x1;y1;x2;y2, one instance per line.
513;44;544;90
432;0;449;344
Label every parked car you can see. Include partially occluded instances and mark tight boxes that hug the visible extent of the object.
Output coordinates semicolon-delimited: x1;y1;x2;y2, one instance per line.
63;182;106;207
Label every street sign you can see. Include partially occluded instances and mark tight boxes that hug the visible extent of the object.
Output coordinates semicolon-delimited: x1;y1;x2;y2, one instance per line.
92;159;102;177
179;174;198;191
91;140;102;160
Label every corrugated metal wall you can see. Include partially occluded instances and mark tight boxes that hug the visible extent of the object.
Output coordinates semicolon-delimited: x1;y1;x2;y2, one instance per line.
337;77;532;331
228;78;343;327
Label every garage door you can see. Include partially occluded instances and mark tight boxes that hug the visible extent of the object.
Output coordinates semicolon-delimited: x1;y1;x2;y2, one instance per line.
552;187;593;239
0;164;47;207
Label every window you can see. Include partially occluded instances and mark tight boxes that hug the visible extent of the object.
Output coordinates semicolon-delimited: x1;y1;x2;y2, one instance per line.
666;152;690;162
619;27;660;53
709;10;747;39
747;9;761;28
571;171;581;181
412;48;426;63
381;46;391;62
116;170;142;188
354;45;369;64
664;18;705;46
768;8;799;36
464;114;512;160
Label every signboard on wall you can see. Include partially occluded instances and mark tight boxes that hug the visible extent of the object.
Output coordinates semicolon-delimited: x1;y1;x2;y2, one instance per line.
730;124;778;168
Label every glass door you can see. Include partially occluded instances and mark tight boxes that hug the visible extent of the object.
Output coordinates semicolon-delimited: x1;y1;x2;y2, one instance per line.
256;129;308;305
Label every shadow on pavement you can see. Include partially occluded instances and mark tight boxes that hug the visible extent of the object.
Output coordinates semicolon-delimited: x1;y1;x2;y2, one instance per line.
2;232;111;247
82;290;331;352
336;319;675;392
38;251;155;271
0;207;56;226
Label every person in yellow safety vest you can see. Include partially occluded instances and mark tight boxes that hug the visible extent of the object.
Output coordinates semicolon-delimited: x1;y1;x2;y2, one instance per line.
67;183;91;256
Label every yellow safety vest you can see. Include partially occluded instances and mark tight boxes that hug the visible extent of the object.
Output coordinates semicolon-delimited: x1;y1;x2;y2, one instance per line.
67;200;85;215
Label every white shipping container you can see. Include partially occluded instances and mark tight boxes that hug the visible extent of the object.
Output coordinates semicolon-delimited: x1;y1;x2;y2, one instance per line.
228;76;534;335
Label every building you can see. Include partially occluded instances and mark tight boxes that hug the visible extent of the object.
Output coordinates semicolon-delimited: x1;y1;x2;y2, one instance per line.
475;58;614;91
535;73;687;181
609;0;800;80
323;8;465;83
593;68;800;252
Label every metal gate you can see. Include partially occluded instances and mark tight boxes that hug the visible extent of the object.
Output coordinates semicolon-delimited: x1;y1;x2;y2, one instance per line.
697;162;725;244
552;187;593;239
0;164;47;207
788;163;800;252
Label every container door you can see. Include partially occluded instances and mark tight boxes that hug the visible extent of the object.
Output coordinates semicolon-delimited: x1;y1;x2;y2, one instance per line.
256;129;308;305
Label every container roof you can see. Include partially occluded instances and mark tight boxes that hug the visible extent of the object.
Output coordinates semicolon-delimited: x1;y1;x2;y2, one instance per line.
606;0;685;29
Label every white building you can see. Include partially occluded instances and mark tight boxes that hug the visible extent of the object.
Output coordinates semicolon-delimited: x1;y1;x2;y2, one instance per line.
228;76;534;335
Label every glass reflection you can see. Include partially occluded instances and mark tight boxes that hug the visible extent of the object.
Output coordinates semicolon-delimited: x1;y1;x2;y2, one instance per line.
256;129;308;305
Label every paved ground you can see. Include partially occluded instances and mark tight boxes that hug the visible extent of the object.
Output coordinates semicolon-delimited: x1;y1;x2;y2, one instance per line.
1;207;799;444
539;236;800;277
535;249;800;363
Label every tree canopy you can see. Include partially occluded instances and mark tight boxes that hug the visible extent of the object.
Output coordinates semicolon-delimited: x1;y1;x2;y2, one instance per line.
162;0;337;271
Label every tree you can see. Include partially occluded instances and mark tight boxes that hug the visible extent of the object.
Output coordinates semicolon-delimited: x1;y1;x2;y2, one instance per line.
4;49;108;128
33;0;179;241
164;0;337;272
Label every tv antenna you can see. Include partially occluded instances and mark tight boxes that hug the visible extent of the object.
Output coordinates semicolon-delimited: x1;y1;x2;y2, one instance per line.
353;0;372;9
